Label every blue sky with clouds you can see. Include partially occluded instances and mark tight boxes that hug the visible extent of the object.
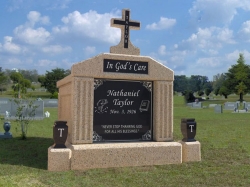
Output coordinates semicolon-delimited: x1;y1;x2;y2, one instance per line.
1;0;250;80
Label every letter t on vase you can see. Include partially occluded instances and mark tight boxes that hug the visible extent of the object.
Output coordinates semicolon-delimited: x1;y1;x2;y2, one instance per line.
53;121;68;148
181;118;197;142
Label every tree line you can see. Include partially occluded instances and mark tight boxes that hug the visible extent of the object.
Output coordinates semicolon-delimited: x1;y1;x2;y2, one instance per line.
0;68;70;98
174;53;250;102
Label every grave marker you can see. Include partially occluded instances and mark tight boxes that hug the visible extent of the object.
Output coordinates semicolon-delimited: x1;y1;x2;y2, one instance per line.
214;104;223;113
224;102;238;110
48;8;201;171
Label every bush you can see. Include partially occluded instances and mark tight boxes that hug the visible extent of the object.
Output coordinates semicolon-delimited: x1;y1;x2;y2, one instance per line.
183;90;196;103
50;92;58;99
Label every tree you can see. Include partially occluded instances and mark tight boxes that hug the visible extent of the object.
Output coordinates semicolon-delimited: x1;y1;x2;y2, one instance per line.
39;68;70;95
219;86;230;99
183;90;196;103
19;69;39;82
174;75;188;92
12;95;38;139
205;88;212;96
224;53;250;101
188;75;209;92
213;73;226;96
0;68;8;94
10;72;31;98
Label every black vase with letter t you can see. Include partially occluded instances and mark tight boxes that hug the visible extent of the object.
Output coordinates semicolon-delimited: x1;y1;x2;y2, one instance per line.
181;118;196;142
53;121;68;148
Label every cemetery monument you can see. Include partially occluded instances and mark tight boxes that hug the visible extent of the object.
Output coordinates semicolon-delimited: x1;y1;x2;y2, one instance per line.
48;9;201;171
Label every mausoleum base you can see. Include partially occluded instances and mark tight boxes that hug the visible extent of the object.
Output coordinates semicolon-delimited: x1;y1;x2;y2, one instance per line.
48;142;184;171
48;146;71;171
179;141;201;162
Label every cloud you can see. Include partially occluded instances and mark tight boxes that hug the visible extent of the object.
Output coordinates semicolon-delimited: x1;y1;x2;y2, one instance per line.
0;36;21;54
238;20;250;42
158;45;167;55
35;59;58;67
42;45;72;54
176;27;235;52
13;11;51;45
52;10;120;44
226;50;250;63
146;17;176;30
27;11;50;26
83;46;96;56
196;57;222;67
46;0;72;10
14;26;51;45
189;0;250;26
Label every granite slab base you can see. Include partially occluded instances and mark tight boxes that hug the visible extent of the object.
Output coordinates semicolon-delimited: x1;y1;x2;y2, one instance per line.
48;146;72;171
0;132;12;139
179;141;201;162
70;142;182;170
47;142;203;171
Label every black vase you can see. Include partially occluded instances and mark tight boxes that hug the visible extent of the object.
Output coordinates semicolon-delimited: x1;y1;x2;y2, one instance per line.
53;121;68;148
3;122;11;135
181;118;196;142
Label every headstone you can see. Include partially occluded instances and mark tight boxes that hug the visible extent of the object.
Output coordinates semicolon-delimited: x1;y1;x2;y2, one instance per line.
214;104;223;113
243;102;250;110
186;103;193;107
209;104;217;108
93;79;152;141
6;100;44;120
0;98;11;115
224;102;238;110
43;99;58;108
192;102;202;108
48;8;200;171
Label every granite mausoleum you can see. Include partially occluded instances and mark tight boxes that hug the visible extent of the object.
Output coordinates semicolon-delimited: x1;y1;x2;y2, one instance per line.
48;9;201;171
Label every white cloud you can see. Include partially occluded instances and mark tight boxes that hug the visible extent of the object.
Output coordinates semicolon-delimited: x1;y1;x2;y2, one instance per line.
189;0;250;25
196;57;222;67
53;10;120;44
238;20;250;42
42;45;72;54
36;59;58;67
158;45;167;55
83;46;96;56
14;26;51;45
27;11;50;26
13;11;51;45
176;27;235;52
146;17;176;30
0;36;21;54
47;0;72;10
226;50;250;63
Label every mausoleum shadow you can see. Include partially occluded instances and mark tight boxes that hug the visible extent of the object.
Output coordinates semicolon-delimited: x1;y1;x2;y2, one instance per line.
0;137;54;170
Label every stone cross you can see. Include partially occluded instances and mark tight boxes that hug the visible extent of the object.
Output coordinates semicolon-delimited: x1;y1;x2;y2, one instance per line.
110;9;140;55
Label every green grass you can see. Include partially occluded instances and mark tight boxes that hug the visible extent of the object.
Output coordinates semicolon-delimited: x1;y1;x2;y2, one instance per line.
1;97;250;186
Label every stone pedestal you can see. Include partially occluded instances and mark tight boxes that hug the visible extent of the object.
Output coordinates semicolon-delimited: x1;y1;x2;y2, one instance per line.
0;132;12;139
49;142;182;171
48;146;71;171
179;141;201;162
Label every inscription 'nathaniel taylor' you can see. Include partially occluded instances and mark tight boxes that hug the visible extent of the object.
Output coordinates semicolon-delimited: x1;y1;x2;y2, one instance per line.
107;89;140;97
104;59;148;74
107;89;140;107
93;79;152;142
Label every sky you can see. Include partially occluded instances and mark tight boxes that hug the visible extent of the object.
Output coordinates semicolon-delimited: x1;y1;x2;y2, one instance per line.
1;0;250;81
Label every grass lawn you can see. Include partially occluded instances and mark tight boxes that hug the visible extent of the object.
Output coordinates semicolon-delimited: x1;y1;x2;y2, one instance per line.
0;96;250;186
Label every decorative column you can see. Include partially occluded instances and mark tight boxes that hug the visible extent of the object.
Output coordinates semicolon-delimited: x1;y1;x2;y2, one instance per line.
153;81;173;141
72;77;94;144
